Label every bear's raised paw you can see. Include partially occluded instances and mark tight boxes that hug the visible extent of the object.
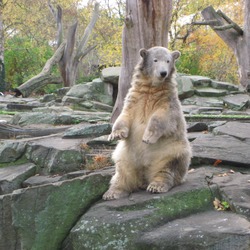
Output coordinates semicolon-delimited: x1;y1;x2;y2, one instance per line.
108;128;129;141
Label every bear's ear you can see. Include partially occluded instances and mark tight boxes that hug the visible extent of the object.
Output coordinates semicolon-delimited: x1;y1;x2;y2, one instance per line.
140;48;148;59
171;51;181;60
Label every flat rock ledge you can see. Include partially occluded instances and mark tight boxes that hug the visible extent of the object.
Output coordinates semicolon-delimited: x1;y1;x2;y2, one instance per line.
62;167;250;250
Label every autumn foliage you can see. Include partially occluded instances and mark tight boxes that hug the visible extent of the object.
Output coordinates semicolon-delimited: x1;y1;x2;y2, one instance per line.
2;0;244;89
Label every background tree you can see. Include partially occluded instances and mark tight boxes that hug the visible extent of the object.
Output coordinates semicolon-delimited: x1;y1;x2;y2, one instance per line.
13;2;99;97
111;0;173;122
0;0;5;92
194;0;249;89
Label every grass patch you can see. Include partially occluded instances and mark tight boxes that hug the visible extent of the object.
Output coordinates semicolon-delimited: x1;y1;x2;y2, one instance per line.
0;110;17;115
185;114;250;121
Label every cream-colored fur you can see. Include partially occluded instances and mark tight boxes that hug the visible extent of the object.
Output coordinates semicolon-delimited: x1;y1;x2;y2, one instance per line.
103;47;192;200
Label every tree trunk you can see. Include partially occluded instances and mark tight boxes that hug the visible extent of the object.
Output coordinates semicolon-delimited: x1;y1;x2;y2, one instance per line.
111;0;173;122
0;0;5;93
200;4;250;90
51;2;99;87
14;3;99;97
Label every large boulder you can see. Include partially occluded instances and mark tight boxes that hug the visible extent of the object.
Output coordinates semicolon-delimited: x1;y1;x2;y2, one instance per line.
101;67;121;85
25;136;85;174
64;79;113;106
176;75;195;99
0;172;111;250
62;167;250;249
223;94;250;111
191;134;250;166
0;141;27;163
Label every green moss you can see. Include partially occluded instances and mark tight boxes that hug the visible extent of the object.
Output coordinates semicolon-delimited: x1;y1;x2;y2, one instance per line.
71;187;218;249
0;156;29;168
12;174;111;250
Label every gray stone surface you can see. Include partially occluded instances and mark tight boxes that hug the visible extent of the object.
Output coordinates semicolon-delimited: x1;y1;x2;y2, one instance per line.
137;211;250;249
0;163;36;194
211;80;239;91
11;111;111;126
22;175;63;187
101;67;121;85
2;172;111;250
63;123;111;138
64;80;113;106
0;74;250;250
63;167;250;250
195;88;228;97
25;136;85;174
213;121;250;140
187;75;212;87
192;134;250;166
187;122;208;132
177;75;194;99
0;141;27;163
223;94;250;110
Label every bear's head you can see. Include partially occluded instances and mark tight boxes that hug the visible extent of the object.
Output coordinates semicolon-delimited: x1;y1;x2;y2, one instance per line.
138;46;180;86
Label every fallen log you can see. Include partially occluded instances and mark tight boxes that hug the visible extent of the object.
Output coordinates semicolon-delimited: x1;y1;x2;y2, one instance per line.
0;123;70;139
14;43;65;97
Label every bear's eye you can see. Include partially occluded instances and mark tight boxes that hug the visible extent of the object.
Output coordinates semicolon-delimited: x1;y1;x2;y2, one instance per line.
167;60;170;63
153;59;158;62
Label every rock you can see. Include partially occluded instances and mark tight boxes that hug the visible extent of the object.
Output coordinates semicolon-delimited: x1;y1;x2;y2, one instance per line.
25;136;85;174
91;101;113;112
40;94;56;103
191;134;250;166
66;83;93;99
22;175;63;187
195;88;228;97
65;80;113;106
4;172;111;250
55;87;70;97
6;103;43;110
187;122;208;132
11;112;57;126
63;123;112;139
11;111;111;126
87;135;115;147
0;163;36;194
62;95;84;104
207;121;227;131
213;121;250;140
176;75;194;99
187;75;211;87
137;211;250;249
190;107;223;115
182;96;224;108
0;194;17;250
212;171;250;219
101;67;121;85
63;167;216;250
63;167;250;250
223;94;250;111
0;141;27;163
211;80;239;91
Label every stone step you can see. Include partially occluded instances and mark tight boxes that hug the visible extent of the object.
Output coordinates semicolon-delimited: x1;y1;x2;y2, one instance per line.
0;163;36;194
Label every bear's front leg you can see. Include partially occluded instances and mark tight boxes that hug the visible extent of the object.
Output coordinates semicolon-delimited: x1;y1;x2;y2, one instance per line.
108;114;130;141
143;115;167;144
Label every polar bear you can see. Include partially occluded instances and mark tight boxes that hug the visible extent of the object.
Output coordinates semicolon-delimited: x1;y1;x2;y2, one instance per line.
103;46;191;200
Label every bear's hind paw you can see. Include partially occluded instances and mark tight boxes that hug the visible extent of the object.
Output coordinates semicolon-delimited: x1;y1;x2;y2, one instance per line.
103;189;129;200
147;182;170;193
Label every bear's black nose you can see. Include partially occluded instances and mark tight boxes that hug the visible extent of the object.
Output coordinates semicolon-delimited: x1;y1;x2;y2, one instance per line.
160;71;167;77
